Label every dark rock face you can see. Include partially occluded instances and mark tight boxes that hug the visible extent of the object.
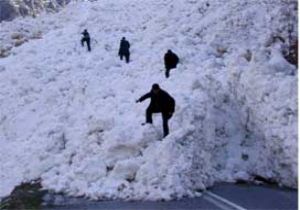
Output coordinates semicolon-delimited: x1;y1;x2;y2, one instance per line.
0;180;47;210
0;0;71;22
0;1;18;21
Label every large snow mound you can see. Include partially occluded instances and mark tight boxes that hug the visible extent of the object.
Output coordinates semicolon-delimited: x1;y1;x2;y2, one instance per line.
0;0;297;200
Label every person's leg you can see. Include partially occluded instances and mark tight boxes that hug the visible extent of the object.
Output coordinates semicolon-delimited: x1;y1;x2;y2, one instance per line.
146;107;153;124
125;53;130;63
165;68;170;78
162;113;170;137
87;39;91;51
81;38;85;47
120;54;124;60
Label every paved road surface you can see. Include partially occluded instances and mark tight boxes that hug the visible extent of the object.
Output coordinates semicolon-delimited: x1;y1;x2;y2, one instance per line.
209;183;297;210
42;183;297;210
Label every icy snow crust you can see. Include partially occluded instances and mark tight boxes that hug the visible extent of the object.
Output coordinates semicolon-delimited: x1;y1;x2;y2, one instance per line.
0;0;297;200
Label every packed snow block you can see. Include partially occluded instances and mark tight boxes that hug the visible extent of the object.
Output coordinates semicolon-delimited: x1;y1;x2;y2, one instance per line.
228;49;297;188
110;158;141;181
104;144;141;167
134;121;214;200
75;157;107;182
98;124;158;169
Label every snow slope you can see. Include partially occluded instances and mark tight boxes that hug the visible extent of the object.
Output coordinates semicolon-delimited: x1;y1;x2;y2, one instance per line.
0;0;297;200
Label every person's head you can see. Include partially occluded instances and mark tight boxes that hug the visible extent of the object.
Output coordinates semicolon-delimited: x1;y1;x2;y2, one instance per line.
122;37;126;40
84;29;87;32
152;83;160;94
167;49;172;53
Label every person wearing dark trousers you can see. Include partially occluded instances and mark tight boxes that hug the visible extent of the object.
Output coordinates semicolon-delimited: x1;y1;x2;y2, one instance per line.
164;49;179;78
81;29;91;52
118;37;130;63
136;84;175;138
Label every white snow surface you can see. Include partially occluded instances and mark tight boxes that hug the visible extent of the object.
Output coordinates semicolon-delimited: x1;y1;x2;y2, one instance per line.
0;0;297;200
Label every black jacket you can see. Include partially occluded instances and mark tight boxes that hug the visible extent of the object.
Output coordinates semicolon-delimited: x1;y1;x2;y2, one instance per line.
119;40;130;55
138;89;175;113
82;31;90;39
164;51;179;69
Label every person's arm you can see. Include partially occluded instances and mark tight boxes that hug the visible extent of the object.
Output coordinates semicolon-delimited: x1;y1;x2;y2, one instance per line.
118;41;122;55
82;32;89;38
164;92;175;114
136;92;151;103
164;54;168;62
169;97;175;113
175;54;179;63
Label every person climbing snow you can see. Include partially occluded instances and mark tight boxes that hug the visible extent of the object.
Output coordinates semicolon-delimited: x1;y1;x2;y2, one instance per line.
118;37;130;63
136;84;175;138
81;29;91;52
164;49;179;78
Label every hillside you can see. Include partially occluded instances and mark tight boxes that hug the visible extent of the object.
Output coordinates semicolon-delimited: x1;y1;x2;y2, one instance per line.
0;0;297;200
0;0;71;22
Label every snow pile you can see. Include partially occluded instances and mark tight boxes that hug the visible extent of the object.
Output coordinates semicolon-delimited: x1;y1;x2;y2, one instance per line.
227;48;297;187
0;0;297;200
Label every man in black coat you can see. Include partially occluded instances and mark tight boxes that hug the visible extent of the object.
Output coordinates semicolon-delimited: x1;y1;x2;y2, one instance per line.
136;84;175;137
164;49;179;78
81;29;91;52
118;37;130;63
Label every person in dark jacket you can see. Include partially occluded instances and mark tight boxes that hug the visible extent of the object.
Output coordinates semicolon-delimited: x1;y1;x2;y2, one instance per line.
136;84;175;137
81;29;91;52
118;37;130;63
164;49;179;78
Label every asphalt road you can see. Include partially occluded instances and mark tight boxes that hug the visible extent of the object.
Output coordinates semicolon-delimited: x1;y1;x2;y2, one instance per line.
42;183;297;210
208;183;297;210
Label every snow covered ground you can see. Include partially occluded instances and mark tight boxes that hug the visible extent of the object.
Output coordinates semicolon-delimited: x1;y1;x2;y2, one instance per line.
0;0;297;201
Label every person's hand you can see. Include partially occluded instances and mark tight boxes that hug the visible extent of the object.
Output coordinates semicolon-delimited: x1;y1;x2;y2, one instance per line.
136;99;140;103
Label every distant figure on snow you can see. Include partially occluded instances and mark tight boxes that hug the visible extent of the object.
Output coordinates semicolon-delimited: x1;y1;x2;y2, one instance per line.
136;84;175;138
164;49;179;78
81;29;91;52
118;37;130;63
